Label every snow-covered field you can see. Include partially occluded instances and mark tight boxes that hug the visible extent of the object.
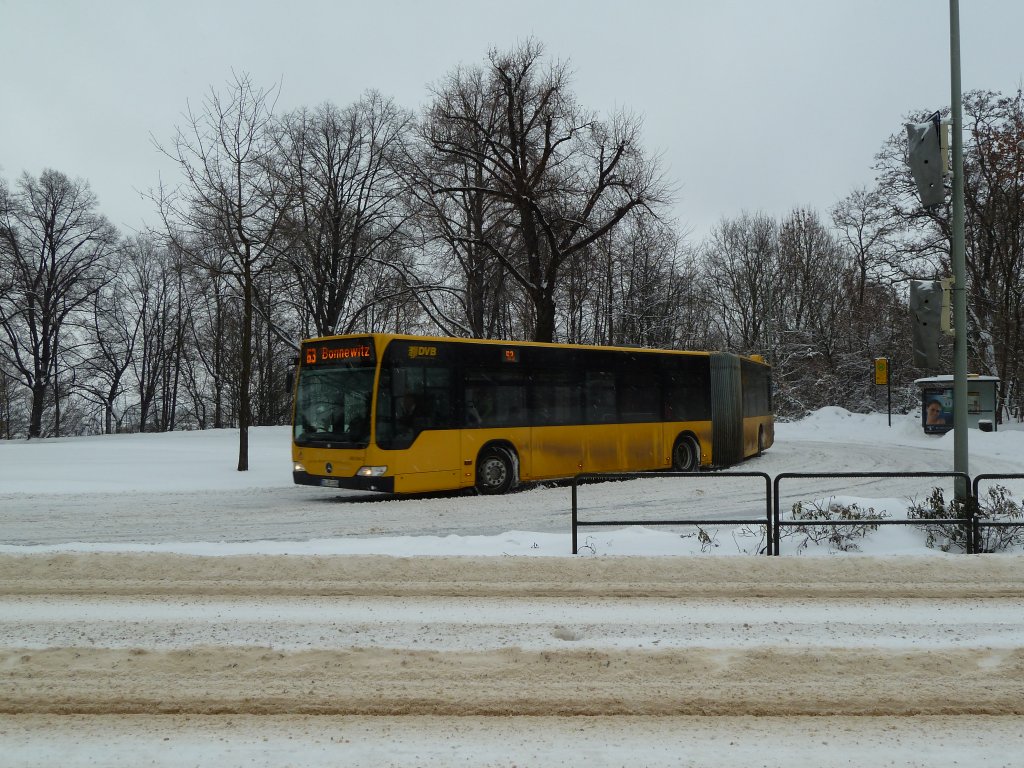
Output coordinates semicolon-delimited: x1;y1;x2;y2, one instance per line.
3;406;1024;554
1;408;1023;766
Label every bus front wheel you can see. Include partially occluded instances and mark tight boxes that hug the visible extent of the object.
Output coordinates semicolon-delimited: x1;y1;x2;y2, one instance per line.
476;446;516;494
672;435;701;472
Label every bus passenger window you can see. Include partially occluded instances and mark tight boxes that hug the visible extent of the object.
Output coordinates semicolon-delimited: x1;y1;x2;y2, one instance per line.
585;371;616;424
663;359;712;421
465;369;525;428
618;370;660;422
531;370;582;426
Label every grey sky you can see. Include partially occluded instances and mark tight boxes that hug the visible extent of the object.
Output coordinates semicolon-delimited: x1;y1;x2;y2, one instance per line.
2;0;1022;241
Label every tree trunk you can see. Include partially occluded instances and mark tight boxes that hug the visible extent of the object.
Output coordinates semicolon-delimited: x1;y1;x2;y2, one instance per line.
531;272;558;343
105;390;115;435
28;383;46;439
237;267;253;471
533;295;557;343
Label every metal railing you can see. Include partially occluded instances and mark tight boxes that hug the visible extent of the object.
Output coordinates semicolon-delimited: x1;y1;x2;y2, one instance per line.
570;470;1024;555
571;472;772;555
772;471;971;555
970;474;1024;553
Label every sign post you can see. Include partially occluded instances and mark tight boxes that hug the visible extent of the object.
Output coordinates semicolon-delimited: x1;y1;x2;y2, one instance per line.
874;357;891;426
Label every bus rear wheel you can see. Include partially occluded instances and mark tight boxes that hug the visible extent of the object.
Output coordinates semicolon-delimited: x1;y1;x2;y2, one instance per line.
476;446;516;495
672;435;701;472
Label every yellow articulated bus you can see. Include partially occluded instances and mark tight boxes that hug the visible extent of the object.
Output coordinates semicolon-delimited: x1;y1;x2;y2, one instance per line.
291;333;773;494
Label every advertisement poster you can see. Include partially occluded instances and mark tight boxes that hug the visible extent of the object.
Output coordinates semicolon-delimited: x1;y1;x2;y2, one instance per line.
922;389;953;434
968;391;981;414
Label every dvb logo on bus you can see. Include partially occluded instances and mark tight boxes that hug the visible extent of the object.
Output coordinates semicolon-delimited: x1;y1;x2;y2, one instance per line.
408;346;438;359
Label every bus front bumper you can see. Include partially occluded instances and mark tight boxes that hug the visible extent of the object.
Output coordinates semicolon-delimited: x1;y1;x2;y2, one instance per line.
292;471;395;493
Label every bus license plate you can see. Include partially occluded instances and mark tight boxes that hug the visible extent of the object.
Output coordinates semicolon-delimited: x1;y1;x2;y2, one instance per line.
320;478;340;488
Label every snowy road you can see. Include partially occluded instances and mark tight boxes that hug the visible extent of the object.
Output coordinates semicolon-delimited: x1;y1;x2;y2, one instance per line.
2;553;1024;766
3;554;1024;715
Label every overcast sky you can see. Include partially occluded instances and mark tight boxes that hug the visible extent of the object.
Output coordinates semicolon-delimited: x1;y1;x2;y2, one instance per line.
2;0;1023;242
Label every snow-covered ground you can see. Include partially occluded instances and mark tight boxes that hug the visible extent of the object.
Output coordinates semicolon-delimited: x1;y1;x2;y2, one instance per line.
2;406;1023;555
1;408;1023;766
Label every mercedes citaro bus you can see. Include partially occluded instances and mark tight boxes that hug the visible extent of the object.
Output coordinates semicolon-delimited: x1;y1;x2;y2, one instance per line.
292;333;773;494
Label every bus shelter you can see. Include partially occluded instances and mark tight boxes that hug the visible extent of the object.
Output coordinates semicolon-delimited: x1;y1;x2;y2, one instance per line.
915;375;999;434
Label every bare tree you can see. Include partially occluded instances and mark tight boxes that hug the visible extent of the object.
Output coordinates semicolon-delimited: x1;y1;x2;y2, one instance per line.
414;66;518;338
275;93;415;338
961;89;1024;417
424;40;671;342
702;212;779;353
772;208;852;412
777;208;846;334
115;236;192;432
0;170;117;437
0;359;24;439
166;254;230;430
564;212;700;348
606;215;692;348
831;187;900;300
80;257;141;434
155;72;291;469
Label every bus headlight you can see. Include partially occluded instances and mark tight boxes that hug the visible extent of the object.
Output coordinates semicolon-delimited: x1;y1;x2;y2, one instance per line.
293;462;306;473
356;465;388;477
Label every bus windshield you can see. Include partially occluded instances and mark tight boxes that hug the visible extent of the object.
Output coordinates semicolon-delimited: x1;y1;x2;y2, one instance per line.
293;366;373;448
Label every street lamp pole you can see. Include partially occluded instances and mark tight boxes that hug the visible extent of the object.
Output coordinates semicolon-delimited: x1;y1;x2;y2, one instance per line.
949;0;969;500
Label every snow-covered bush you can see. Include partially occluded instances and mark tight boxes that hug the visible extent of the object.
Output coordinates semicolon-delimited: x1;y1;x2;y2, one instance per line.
784;498;888;553
908;485;1024;553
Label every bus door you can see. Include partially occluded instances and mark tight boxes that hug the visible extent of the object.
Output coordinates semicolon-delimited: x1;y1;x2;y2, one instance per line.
616;368;663;471
376;341;460;493
582;371;620;472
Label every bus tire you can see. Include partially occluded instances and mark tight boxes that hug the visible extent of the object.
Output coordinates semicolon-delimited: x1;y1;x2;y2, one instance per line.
757;426;766;457
476;446;516;495
672;434;701;472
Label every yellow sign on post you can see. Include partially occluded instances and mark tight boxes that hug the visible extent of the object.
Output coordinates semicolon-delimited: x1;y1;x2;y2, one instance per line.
874;358;889;386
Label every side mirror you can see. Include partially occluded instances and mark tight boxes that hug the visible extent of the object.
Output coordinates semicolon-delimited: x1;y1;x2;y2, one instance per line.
286;356;298;395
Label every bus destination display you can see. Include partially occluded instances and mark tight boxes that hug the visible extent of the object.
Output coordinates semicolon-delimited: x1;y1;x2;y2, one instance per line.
303;338;375;366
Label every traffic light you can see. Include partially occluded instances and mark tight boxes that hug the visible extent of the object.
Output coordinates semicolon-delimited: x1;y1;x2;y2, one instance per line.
906;112;946;208
910;279;942;369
